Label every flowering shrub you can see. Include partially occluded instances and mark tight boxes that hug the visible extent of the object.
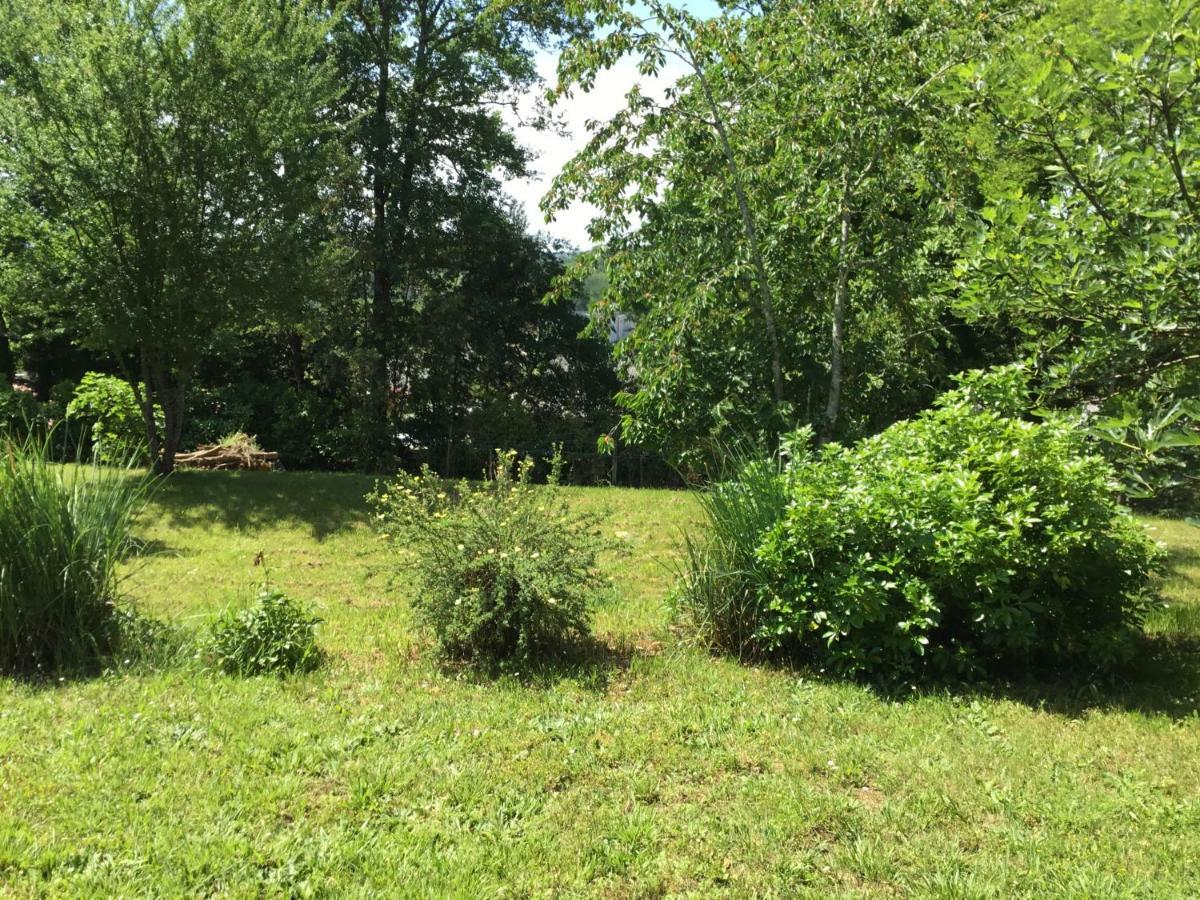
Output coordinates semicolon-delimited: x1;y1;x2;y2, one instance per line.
368;451;608;670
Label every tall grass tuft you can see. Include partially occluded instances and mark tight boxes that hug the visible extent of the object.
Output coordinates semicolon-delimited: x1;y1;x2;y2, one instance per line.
0;432;152;673
675;439;791;659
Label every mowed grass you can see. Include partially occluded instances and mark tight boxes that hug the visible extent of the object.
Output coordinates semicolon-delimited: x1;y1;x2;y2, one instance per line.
2;471;1199;897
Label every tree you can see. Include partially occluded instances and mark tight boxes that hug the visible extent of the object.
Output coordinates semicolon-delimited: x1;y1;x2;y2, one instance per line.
0;0;341;472
550;0;785;421
401;196;618;476
331;0;584;460
546;0;998;466
955;0;1200;406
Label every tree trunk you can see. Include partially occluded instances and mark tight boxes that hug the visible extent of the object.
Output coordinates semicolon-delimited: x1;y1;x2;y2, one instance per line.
128;349;188;475
287;331;306;390
0;307;14;385
366;0;394;457
158;379;185;476
820;188;853;445
686;41;784;411
131;349;163;469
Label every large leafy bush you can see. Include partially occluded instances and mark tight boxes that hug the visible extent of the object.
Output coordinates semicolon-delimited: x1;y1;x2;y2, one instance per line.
66;372;157;464
369;451;608;670
682;369;1163;681
0;433;151;672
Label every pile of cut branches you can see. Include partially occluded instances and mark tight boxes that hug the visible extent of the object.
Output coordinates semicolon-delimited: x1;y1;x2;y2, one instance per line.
176;433;279;471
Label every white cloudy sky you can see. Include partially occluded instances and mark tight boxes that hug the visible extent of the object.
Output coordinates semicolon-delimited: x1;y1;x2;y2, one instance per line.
503;1;723;249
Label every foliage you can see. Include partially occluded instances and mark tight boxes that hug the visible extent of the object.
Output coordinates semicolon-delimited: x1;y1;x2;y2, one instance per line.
369;451;609;670
0;0;343;473
204;586;323;676
0;432;152;673
547;0;1004;466
1084;395;1200;502
395;201;620;476
183;375;364;470
66;372;158;465
0;388;47;438
546;442;568;486
684;369;1164;681
954;0;1200;448
0;384;86;460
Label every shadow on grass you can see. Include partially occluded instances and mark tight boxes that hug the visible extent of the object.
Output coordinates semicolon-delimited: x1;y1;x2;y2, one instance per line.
1161;538;1200;590
151;470;378;540
129;537;175;558
2;608;194;688
731;630;1200;721
436;635;656;693
914;633;1200;721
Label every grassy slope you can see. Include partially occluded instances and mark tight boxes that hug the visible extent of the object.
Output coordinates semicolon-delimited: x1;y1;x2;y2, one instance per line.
1;471;1198;897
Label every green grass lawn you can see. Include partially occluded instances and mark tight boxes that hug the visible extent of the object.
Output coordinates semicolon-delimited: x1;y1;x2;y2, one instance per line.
2;471;1199;897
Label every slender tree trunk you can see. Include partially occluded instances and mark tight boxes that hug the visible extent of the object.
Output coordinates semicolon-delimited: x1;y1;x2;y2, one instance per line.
685;43;784;410
126;348;187;475
0;307;14;385
820;184;853;445
158;378;186;476
380;1;434;444
131;348;163;469
287;331;306;390
366;0;394;458
443;354;458;476
363;0;433;466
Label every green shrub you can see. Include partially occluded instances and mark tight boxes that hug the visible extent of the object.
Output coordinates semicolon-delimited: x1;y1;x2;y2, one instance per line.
66;372;157;464
683;368;1164;682
205;587;323;676
0;433;152;673
368;451;609;670
0;388;44;437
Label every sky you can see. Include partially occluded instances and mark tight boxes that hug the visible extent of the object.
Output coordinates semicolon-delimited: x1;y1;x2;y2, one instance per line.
503;1;725;250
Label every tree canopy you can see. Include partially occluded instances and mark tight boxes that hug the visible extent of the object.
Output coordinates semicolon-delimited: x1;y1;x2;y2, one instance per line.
0;0;1195;493
0;0;342;472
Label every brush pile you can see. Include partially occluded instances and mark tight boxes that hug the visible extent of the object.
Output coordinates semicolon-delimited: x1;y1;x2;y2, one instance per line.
175;433;279;471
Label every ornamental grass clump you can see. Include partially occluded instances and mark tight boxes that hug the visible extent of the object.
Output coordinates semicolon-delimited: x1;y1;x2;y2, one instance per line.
675;447;789;660
681;367;1164;682
369;451;608;671
0;433;151;673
